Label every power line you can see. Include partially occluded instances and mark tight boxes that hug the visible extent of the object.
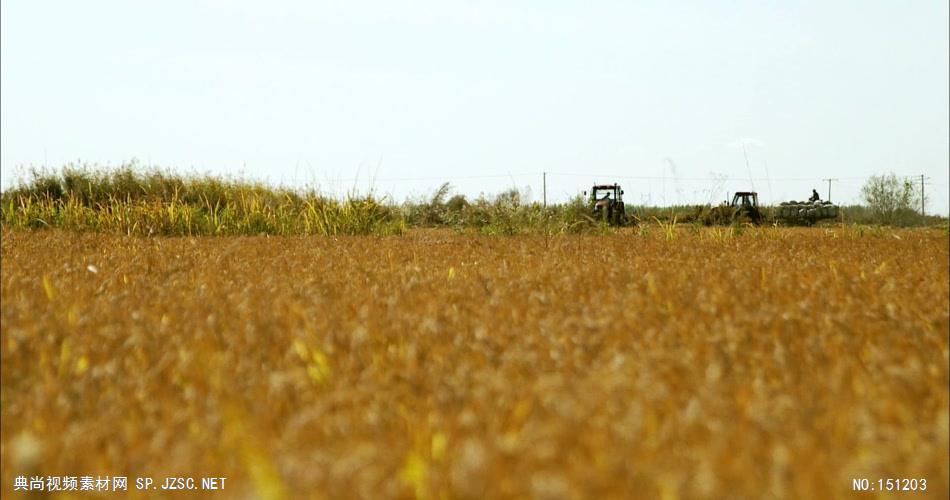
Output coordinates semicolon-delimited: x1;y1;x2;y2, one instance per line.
372;172;538;182
543;172;874;182
354;170;943;188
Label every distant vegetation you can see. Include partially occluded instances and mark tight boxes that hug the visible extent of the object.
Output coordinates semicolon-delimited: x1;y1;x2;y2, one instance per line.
1;166;405;236
0;166;607;236
1;165;943;236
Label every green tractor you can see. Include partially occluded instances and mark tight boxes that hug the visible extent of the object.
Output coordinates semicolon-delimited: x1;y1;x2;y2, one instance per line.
705;191;764;225
585;183;627;226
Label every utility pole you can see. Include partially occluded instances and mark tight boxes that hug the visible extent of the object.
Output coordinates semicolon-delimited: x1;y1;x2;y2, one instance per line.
920;174;925;217
822;178;838;202
543;172;547;208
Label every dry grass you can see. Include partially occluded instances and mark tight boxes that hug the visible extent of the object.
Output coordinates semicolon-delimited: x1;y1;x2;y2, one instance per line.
1;227;948;498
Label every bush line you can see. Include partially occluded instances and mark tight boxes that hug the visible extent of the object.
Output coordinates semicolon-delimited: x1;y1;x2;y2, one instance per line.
1;165;944;236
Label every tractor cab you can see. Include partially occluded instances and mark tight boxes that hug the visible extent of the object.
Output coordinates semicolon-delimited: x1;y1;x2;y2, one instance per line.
583;183;627;225
727;191;762;224
704;191;764;225
730;192;759;209
588;184;624;204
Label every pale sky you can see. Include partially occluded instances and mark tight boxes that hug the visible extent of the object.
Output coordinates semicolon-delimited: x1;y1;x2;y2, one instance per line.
2;1;948;212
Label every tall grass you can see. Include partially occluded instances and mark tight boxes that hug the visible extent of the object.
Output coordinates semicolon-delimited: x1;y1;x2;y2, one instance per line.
837;204;942;227
402;189;607;235
1;166;609;236
1;165;405;236
3;165;944;236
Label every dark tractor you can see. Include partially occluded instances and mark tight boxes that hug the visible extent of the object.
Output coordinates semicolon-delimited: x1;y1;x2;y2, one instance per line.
585;184;627;225
705;191;763;225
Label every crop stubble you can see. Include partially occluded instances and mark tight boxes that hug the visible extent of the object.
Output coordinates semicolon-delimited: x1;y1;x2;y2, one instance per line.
1;227;948;498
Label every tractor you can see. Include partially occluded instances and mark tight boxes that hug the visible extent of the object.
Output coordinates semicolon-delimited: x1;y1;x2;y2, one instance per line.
585;183;627;225
705;191;763;225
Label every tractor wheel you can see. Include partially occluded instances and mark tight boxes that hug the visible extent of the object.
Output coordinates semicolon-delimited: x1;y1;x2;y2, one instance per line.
736;208;747;224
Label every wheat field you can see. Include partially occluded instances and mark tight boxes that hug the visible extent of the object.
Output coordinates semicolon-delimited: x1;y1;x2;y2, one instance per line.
1;227;947;498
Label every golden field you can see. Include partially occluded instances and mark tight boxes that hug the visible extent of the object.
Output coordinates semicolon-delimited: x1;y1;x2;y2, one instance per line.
1;227;948;498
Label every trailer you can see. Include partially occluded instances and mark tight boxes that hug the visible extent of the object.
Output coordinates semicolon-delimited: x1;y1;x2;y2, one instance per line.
775;200;839;226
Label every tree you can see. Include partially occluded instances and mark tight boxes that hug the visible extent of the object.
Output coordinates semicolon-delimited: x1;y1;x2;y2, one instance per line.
860;173;919;225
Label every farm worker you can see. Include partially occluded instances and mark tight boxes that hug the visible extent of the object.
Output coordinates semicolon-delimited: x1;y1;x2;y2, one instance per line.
809;189;820;202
